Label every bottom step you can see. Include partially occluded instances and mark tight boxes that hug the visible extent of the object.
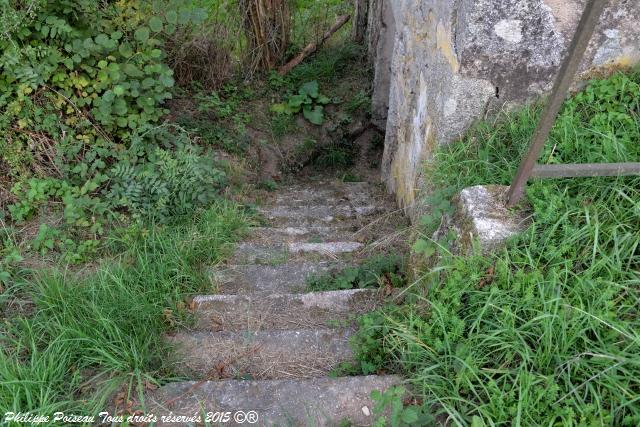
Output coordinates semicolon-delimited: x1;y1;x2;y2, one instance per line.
146;375;401;426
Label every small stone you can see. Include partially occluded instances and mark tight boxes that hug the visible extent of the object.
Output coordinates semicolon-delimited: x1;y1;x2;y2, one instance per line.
362;406;371;417
456;185;531;252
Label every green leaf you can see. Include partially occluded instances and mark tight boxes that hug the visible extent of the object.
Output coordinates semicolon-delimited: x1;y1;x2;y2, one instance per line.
134;27;150;43
82;37;94;48
166;10;178;24
102;90;115;103
95;33;110;47
159;74;174;88
123;64;143;77
287;94;307;109
303;105;324;125
316;95;331;105
149;17;163;33
299;80;319;98
118;43;134;58
178;9;191;25
113;85;125;96
191;8;207;24
401;408;419;424
270;103;289;114
141;78;155;89
113;98;128;115
412;238;435;257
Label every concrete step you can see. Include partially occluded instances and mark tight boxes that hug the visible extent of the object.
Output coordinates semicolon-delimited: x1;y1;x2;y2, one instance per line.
147;375;401;426
251;225;360;244
259;203;383;223
259;203;354;222
289;242;364;255
168;329;354;379
250;211;407;247
191;289;384;331
230;242;362;265
210;261;344;294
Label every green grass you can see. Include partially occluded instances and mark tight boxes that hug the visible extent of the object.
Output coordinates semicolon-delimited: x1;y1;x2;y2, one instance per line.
0;201;249;418
352;69;640;425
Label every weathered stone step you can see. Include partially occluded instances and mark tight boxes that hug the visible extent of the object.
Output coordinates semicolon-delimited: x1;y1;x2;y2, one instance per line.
168;329;354;379
252;225;360;244
259;203;354;221
274;181;384;207
191;289;384;331
230;242;362;265
251;210;407;247
257;205;383;231
147;375;401;426
211;261;344;294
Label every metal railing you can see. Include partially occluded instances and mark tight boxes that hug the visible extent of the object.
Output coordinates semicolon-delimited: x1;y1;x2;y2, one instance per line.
505;0;640;207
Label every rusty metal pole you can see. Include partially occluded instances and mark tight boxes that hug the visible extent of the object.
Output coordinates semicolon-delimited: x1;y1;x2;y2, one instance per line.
505;0;607;207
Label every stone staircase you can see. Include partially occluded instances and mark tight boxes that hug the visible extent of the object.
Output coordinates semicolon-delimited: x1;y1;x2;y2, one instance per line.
147;179;405;426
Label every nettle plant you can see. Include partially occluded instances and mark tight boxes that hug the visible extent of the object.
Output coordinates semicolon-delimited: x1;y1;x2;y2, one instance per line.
271;80;331;125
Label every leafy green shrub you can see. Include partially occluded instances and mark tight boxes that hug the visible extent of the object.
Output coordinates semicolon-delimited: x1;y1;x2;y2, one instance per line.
0;1;234;258
107;143;227;222
0;1;182;182
271;80;331;125
7;177;107;261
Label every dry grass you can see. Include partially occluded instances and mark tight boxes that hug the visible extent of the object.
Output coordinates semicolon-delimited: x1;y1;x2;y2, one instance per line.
165;26;235;90
239;0;291;72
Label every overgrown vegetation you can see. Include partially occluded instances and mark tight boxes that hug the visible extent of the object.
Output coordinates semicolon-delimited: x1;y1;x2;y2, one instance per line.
1;201;249;415
1;0;371;420
353;69;640;425
0;1;236;263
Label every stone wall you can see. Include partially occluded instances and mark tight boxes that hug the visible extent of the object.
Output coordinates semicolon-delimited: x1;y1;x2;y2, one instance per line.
367;0;639;219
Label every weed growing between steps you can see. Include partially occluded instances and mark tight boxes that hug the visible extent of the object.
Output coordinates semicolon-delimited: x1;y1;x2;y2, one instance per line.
350;69;640;425
307;254;406;292
0;201;249;416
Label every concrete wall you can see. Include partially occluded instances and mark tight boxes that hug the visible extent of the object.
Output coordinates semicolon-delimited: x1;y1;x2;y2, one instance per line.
367;0;639;219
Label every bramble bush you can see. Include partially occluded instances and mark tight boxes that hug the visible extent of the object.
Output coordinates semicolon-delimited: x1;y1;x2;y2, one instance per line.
0;0;228;261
